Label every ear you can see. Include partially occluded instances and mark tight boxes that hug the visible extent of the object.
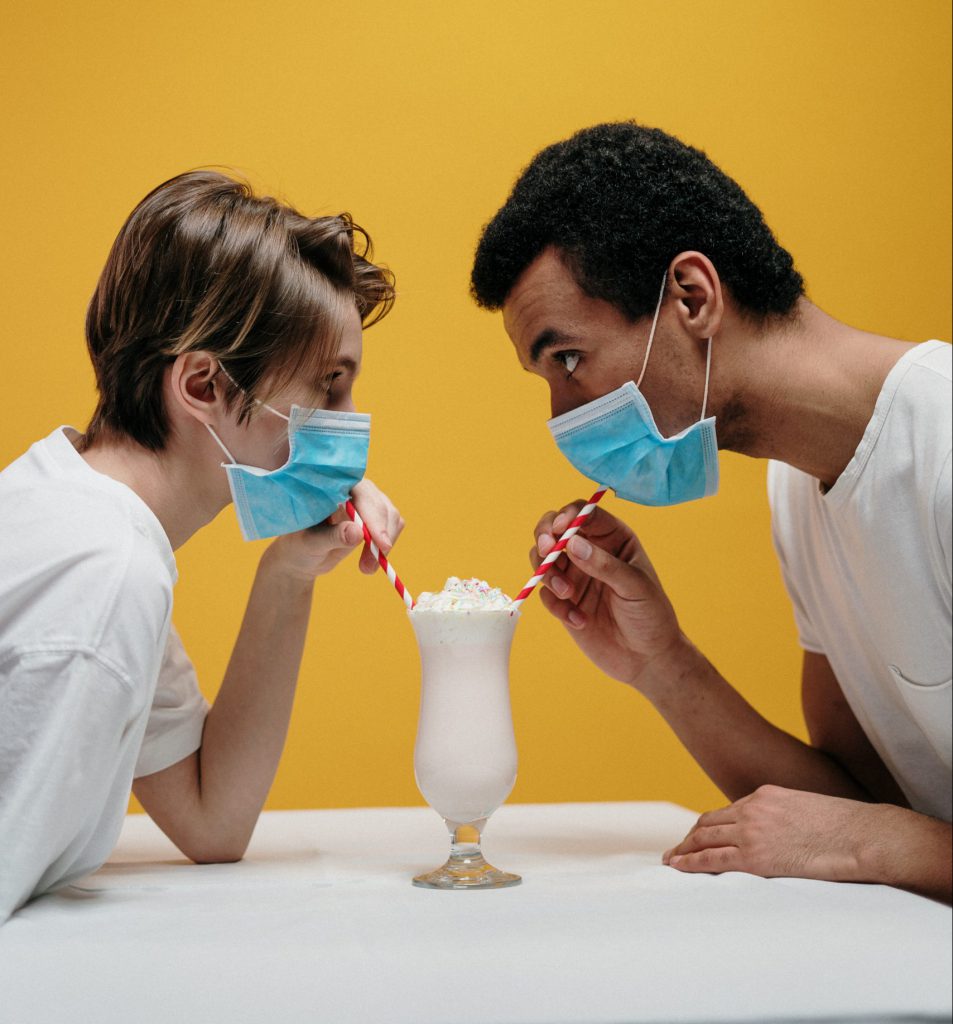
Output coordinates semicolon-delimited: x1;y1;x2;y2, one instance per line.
668;251;724;342
167;351;226;427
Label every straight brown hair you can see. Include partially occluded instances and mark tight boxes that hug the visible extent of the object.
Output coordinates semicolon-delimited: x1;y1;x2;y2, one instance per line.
84;170;395;450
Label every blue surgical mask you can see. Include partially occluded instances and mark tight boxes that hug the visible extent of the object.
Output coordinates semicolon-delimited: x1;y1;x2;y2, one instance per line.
206;373;370;541
547;275;719;507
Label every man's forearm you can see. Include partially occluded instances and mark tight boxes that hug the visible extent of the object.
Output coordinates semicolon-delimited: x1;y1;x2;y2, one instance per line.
866;805;953;904
637;639;872;802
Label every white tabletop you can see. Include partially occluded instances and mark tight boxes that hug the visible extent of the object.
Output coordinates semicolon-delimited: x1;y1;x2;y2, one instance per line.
1;802;950;1024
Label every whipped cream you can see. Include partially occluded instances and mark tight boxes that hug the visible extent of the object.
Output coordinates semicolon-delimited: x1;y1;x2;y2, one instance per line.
413;576;513;612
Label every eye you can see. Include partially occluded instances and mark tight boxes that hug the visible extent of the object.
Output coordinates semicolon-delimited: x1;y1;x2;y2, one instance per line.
322;371;344;394
553;351;581;378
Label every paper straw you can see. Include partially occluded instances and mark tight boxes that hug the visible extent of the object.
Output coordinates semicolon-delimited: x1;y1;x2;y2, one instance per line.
345;500;415;609
510;487;608;610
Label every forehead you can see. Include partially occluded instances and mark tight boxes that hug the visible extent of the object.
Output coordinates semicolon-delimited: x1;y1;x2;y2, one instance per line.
502;247;633;365
336;303;363;366
502;248;582;341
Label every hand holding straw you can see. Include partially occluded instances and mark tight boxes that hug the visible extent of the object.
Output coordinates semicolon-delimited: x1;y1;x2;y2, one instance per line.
510;487;608;611
345;499;415;609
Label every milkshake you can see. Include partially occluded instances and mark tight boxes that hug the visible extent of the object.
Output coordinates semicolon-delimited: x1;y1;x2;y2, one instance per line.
409;577;521;889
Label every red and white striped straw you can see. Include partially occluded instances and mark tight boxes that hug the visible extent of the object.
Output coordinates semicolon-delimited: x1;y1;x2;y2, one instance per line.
345;500;415;609
510;487;608;611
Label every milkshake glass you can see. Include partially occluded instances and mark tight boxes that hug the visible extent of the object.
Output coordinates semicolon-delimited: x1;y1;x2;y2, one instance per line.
409;578;521;889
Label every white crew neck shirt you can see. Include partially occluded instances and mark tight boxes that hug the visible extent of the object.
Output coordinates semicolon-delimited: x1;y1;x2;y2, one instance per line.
0;428;209;923
768;341;952;821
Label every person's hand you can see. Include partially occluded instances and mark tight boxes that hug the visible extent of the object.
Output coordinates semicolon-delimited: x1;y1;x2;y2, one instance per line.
345;478;406;575
265;478;404;583
531;502;683;689
662;785;883;882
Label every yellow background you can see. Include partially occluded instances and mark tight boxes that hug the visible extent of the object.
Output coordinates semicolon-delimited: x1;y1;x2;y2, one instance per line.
1;1;950;817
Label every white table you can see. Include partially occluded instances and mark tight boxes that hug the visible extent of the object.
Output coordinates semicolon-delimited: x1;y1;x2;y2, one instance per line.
1;803;950;1024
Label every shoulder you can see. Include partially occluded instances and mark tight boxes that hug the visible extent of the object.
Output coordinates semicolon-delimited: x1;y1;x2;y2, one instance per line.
891;341;952;439
891;343;952;557
0;432;176;659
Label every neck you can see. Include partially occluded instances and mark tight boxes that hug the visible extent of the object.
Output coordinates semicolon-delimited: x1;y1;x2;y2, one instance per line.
717;299;914;489
78;426;228;550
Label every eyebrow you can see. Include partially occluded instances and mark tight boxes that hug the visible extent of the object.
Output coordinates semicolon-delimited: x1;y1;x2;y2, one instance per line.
529;328;578;365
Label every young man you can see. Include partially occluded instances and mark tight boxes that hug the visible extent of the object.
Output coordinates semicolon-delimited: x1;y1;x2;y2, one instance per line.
0;171;404;923
471;122;951;902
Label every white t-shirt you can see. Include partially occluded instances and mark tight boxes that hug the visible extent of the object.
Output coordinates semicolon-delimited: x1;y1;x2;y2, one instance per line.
768;340;952;822
0;427;209;922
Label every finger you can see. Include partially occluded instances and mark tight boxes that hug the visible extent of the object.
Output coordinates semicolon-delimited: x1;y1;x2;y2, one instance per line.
386;510;406;548
539;585;587;631
668;846;745;874
358;542;379;575
545;552;603;603
536;498;612;558
662;825;739;863
538;532;556;558
304;518;362;554
661;804;739;862
529;545;542;571
340;520;363;549
535;500;594;556
327;504;348;526
372;504;403;555
528;543;571;587
353;503;389;552
533;510;561;550
694;804;741;829
551;502;584;537
563;533;656;602
572;503;631;542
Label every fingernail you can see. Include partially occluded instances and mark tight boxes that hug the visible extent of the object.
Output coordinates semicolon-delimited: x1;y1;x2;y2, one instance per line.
551;576;569;597
569;536;591;559
538;533;554;556
669;855;683;866
568;609;585;628
553;514;567;532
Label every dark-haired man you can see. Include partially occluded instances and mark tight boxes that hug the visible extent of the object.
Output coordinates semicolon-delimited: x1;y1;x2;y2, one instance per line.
471;122;951;902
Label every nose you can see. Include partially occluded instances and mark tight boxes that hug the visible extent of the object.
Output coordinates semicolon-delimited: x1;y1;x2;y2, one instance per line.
549;384;584;420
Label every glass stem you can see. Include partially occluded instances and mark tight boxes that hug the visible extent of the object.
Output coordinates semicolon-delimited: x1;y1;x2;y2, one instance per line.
448;821;486;868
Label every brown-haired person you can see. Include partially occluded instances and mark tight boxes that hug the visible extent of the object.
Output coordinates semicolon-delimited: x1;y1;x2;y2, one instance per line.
0;171;403;923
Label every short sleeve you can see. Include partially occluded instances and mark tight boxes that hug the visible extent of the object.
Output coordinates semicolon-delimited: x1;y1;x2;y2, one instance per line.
933;449;952;593
766;460;825;655
134;626;209;778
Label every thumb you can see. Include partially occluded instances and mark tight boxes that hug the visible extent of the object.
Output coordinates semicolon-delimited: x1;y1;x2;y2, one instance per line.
305;517;362;554
563;534;654;601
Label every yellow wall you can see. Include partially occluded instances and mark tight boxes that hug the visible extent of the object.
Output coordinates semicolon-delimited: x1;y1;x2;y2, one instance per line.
2;1;950;817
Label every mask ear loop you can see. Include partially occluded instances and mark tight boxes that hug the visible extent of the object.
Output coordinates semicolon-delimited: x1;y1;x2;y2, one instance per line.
636;272;669;389
206;423;237;464
217;360;291;421
700;336;713;419
206;361;291;464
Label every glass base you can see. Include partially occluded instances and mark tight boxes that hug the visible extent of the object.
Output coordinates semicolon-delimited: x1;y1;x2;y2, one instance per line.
413;841;521;890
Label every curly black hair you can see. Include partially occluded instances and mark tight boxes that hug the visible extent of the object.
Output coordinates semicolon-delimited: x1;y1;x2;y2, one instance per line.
471;122;803;321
